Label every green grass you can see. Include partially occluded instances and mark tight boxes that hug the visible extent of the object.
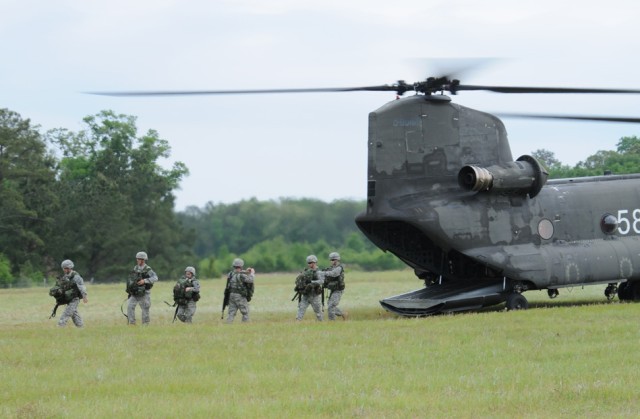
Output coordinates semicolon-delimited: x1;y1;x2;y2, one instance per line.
2;271;640;418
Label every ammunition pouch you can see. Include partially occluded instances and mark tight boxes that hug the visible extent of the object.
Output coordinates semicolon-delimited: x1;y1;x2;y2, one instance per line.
304;282;322;296
326;280;345;292
173;280;200;305
127;280;146;297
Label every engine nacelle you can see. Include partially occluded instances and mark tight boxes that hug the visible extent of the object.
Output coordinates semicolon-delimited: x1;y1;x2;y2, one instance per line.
457;155;548;198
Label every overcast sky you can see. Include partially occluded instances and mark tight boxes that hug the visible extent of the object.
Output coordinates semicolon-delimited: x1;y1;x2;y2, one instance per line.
3;0;640;210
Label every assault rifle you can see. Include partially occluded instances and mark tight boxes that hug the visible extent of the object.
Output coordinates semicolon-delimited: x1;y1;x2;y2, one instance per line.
164;300;179;323
221;272;232;319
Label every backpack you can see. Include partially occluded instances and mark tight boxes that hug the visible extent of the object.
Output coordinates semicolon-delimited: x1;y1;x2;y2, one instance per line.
228;271;254;301
295;269;320;295
173;277;201;305
126;266;151;297
245;281;254;302
49;273;80;305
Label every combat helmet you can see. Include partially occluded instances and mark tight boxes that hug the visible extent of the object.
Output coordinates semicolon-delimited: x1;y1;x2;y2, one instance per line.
329;252;340;261
232;258;244;268
61;259;74;269
306;255;318;264
136;251;148;260
185;266;196;275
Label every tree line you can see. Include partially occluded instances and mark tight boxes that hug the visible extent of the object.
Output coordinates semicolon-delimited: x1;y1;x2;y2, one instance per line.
532;136;640;178
0;108;402;287
0;108;193;287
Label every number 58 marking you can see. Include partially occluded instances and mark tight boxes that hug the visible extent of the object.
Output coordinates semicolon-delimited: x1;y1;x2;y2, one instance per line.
617;209;640;235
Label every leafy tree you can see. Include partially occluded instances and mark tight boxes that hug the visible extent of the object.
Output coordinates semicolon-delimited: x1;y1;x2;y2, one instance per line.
531;149;561;170
48;110;191;281
0;109;57;279
0;253;14;287
616;136;640;154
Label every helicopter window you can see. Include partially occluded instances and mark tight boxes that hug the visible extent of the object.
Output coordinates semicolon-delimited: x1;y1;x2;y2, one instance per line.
600;213;618;234
537;219;554;240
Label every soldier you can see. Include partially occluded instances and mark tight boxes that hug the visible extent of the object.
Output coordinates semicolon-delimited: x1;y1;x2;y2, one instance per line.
55;259;88;327
225;258;255;323
323;252;347;320
126;251;158;325
173;266;201;323
294;255;324;321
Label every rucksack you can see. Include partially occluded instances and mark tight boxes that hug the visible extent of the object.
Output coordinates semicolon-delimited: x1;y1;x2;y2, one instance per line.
173;277;201;305
228;271;254;301
49;273;80;305
126;266;152;297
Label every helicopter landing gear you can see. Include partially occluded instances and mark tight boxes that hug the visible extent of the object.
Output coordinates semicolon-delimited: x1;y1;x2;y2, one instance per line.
547;289;559;299
604;283;618;301
618;280;640;301
506;293;529;311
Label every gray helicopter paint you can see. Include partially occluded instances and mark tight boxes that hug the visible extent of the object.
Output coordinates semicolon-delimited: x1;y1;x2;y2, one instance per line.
358;95;640;315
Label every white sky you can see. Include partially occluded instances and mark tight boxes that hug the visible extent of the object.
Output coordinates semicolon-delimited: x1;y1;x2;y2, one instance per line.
3;0;640;210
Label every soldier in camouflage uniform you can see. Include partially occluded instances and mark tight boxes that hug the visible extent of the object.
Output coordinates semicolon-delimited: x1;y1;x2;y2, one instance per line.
56;259;88;327
226;258;255;323
323;252;347;320
174;266;201;323
295;255;324;321
126;251;158;325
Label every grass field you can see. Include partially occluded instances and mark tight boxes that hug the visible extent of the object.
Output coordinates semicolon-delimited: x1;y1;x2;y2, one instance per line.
2;270;640;418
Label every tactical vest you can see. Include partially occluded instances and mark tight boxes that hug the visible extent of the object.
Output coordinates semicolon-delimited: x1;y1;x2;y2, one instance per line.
324;265;345;291
228;271;254;301
126;265;152;297
295;268;322;296
49;272;81;305
173;277;200;305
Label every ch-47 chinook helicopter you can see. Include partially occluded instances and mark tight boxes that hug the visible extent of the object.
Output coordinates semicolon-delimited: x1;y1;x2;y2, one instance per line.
95;76;640;316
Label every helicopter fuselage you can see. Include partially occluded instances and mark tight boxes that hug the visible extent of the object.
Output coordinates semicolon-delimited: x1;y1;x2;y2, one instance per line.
355;94;640;314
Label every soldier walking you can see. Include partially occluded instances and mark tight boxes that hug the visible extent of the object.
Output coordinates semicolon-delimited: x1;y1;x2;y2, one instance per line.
295;255;324;321
54;259;88;327
173;266;201;323
126;251;158;325
225;258;255;323
323;252;347;320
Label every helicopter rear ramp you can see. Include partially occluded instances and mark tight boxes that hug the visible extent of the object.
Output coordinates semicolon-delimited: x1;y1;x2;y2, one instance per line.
380;280;508;316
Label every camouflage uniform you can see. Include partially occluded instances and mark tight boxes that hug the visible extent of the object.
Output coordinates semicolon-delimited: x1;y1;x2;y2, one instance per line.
295;255;324;321
57;262;88;327
323;253;346;320
226;266;254;323
175;267;201;323
127;252;158;325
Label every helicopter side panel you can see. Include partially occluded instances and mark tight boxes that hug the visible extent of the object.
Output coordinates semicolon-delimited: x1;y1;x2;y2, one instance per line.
462;236;640;287
456;177;640;287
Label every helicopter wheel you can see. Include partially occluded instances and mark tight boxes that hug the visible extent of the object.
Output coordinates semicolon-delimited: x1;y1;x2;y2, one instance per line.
617;282;629;301
604;283;618;301
627;281;640;301
617;281;638;301
547;289;559;299
506;293;529;311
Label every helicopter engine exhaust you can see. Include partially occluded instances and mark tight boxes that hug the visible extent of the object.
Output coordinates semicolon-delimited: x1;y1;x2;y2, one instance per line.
457;155;548;198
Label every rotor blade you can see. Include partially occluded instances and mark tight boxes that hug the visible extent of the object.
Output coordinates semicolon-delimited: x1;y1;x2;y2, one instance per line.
457;85;640;94
497;113;640;124
86;85;403;96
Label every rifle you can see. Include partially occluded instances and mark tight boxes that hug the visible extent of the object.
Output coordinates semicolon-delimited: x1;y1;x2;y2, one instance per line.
291;291;300;302
49;303;60;319
221;273;231;319
164;300;180;323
